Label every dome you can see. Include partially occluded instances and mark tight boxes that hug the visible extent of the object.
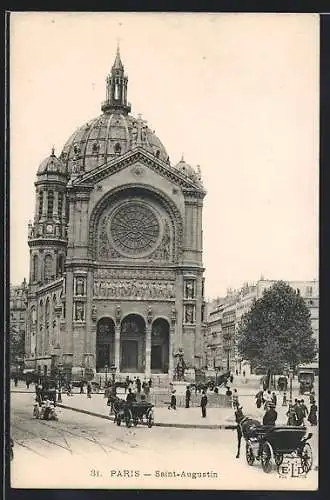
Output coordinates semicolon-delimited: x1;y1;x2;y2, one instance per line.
60;112;169;174
175;157;202;185
37;149;67;177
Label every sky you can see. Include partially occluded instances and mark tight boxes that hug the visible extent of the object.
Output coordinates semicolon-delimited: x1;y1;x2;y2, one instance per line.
10;12;319;298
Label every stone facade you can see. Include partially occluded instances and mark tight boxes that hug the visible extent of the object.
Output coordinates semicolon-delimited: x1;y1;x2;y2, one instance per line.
25;48;207;381
205;278;319;374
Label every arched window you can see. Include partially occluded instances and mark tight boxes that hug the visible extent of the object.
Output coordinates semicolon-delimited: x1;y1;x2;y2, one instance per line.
45;297;50;324
47;191;54;218
39;300;44;324
44;254;53;281
57;254;64;276
38;191;43;218
58;192;63;218
32;255;38;282
30;307;37;325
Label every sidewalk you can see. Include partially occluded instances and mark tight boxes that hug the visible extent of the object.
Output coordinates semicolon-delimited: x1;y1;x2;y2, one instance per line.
56;393;237;429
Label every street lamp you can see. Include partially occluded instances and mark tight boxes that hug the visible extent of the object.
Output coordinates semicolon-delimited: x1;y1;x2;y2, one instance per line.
105;364;108;385
289;368;294;405
57;362;63;403
110;363;116;386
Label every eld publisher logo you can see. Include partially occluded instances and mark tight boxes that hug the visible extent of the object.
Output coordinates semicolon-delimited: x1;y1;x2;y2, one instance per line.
277;458;308;478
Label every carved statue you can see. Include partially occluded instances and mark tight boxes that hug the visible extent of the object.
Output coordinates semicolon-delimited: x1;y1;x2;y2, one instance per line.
185;280;195;299
76;277;85;296
115;305;121;325
75;303;84;321
175;353;187;381
147;306;153;324
185;305;194;324
91;304;97;321
171;307;177;325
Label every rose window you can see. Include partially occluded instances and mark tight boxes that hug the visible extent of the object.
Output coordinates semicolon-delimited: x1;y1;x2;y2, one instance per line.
110;202;160;256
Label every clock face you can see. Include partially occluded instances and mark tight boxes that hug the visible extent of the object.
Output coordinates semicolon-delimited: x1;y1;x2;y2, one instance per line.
46;224;53;233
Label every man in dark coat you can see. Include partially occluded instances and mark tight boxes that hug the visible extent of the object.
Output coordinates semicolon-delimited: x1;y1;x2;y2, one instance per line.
294;399;304;425
201;390;208;418
168;390;176;410
136;377;141;394
263;404;277;426
185;386;191;408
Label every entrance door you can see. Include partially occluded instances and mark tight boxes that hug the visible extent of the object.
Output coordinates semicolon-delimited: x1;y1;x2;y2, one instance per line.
151;345;162;370
121;340;138;371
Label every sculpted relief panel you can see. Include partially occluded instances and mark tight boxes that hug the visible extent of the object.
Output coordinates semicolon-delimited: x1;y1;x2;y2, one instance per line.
93;279;175;300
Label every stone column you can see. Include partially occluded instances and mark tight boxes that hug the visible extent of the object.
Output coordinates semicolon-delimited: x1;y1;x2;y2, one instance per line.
42;190;47;218
115;324;120;372
169;326;175;379
53;191;59;219
145;324;152;377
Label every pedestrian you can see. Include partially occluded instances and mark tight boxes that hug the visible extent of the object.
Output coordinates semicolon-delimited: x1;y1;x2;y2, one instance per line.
148;378;152;388
232;388;239;409
14;376;18;387
201;390;208;418
226;386;232;397
185;386;191;408
136;377;141;394
300;399;308;419
263;390;272;410
230;374;234;384
255;390;263;409
310;390;316;405
168;390;176;410
271;391;277;407
87;382;92;398
242;370;246;378
263;403;277;426
307;402;318;426
294;399;304;426
282;391;288;406
235;369;238;376
80;381;84;394
287;404;298;426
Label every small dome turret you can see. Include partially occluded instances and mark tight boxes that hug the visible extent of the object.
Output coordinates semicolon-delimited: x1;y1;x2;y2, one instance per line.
175;155;203;185
37;148;67;177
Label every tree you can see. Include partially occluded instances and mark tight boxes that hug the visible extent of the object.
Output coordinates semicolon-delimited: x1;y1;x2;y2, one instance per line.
237;281;317;374
10;325;25;364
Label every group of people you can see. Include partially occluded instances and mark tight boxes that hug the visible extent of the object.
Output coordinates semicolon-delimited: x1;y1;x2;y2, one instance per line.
168;386;208;418
287;398;318;426
255;389;278;409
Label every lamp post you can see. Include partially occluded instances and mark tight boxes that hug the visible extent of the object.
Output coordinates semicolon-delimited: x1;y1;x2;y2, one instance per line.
289;368;294;406
57;362;63;403
110;363;116;386
105;364;108;385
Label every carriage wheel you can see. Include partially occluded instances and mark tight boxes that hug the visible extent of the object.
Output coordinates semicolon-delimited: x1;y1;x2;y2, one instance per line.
301;443;313;473
274;453;283;466
245;442;255;466
147;409;154;428
125;409;132;428
261;442;274;473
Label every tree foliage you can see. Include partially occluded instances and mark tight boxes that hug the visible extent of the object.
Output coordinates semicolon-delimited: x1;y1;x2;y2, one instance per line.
237;281;317;372
10;326;25;363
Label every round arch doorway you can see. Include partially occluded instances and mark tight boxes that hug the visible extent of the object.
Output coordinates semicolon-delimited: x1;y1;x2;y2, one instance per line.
96;317;115;372
120;314;146;373
151;318;169;373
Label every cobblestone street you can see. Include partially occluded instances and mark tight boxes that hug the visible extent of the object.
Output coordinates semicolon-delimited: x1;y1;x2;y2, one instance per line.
11;391;318;490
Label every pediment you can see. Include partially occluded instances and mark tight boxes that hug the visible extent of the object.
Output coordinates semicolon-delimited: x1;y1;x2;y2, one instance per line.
72;147;206;195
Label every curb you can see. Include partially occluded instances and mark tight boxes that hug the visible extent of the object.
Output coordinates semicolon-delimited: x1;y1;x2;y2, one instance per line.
57;403;238;430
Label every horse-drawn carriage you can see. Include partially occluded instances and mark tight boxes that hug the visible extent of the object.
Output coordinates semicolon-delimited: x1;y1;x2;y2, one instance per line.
112;397;155;428
241;419;313;473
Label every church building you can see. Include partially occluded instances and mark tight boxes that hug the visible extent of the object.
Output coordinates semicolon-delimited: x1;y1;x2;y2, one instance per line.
25;47;207;382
